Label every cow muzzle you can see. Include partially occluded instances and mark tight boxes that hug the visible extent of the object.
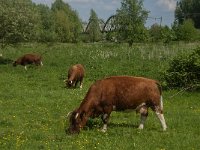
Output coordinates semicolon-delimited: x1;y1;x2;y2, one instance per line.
67;80;73;87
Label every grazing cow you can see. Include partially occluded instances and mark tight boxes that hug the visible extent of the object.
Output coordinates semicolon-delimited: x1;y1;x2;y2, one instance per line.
13;53;43;70
67;76;167;134
64;64;85;88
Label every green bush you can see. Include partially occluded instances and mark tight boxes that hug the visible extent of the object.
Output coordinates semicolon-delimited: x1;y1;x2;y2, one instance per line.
173;19;198;41
163;47;200;90
149;24;175;43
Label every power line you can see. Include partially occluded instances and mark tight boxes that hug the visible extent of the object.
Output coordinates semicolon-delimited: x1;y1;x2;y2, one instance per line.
147;16;162;26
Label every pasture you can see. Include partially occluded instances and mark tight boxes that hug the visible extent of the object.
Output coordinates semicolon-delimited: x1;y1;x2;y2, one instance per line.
0;42;200;149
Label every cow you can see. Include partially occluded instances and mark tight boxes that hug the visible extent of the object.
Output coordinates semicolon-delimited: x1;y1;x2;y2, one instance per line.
13;53;43;70
64;64;85;88
67;76;167;134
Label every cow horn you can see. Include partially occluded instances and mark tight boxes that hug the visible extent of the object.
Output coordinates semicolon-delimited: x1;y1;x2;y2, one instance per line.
66;111;72;118
75;113;79;119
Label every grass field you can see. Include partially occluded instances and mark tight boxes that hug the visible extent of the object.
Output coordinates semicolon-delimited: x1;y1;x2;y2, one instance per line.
0;42;200;149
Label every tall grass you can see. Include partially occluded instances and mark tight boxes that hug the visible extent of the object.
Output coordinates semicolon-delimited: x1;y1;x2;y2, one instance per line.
0;42;200;149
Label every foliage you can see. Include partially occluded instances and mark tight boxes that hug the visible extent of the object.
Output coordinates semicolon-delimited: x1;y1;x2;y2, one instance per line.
0;0;82;45
0;0;39;47
173;19;198;41
163;47;200;90
149;24;175;43
87;9;102;42
114;0;149;46
175;0;200;29
51;0;82;43
36;4;57;42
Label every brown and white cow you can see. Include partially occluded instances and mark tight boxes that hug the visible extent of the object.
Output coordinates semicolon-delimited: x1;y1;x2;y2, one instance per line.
64;64;85;88
67;76;167;134
13;53;43;70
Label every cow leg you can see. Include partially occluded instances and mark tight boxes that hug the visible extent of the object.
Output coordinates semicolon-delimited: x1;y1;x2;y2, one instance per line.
156;111;167;131
101;113;110;132
153;106;167;131
75;80;78;87
79;78;83;88
138;106;148;129
24;66;27;70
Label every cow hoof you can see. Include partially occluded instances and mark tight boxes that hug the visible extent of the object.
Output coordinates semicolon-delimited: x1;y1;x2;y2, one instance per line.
138;125;144;130
163;128;167;131
101;129;107;133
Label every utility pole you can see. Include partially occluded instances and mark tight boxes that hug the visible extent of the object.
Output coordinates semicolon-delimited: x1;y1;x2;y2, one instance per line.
160;16;162;27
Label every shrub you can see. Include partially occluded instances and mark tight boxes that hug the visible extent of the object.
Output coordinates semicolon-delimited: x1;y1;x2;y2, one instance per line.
163;47;200;90
149;24;175;43
173;19;198;41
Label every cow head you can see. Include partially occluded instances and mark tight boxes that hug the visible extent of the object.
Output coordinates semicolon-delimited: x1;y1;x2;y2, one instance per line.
67;110;88;134
63;80;73;88
67;80;73;87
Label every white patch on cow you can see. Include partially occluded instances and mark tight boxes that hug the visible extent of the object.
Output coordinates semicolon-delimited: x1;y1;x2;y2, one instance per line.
160;95;163;110
75;113;79;119
112;105;116;111
136;103;146;113
40;61;43;66
156;112;167;131
139;107;147;114
80;84;82;89
103;114;108;120
136;103;146;109
70;80;73;84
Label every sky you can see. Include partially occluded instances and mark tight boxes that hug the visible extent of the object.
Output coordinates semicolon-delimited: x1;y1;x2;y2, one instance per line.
32;0;178;27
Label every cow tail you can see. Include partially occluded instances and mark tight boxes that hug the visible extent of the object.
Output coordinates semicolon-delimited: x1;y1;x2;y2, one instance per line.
156;82;163;110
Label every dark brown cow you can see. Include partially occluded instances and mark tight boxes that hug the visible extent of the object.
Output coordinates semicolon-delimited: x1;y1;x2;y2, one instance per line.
13;53;43;70
67;76;167;134
64;64;85;88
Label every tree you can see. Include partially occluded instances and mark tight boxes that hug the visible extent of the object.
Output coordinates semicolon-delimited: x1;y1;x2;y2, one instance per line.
0;0;39;47
114;0;149;46
149;24;162;42
175;0;200;29
87;9;102;42
51;0;82;42
36;4;57;42
173;19;198;41
149;24;175;43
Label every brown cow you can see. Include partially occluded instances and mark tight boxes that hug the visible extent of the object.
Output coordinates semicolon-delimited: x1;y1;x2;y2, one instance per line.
67;76;167;134
64;64;85;88
13;53;43;70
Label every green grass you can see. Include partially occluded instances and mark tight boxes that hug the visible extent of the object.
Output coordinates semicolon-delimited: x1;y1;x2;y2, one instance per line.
0;42;200;149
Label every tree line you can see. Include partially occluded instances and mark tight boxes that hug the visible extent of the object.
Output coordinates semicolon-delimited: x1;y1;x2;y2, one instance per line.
0;0;82;47
0;0;200;47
